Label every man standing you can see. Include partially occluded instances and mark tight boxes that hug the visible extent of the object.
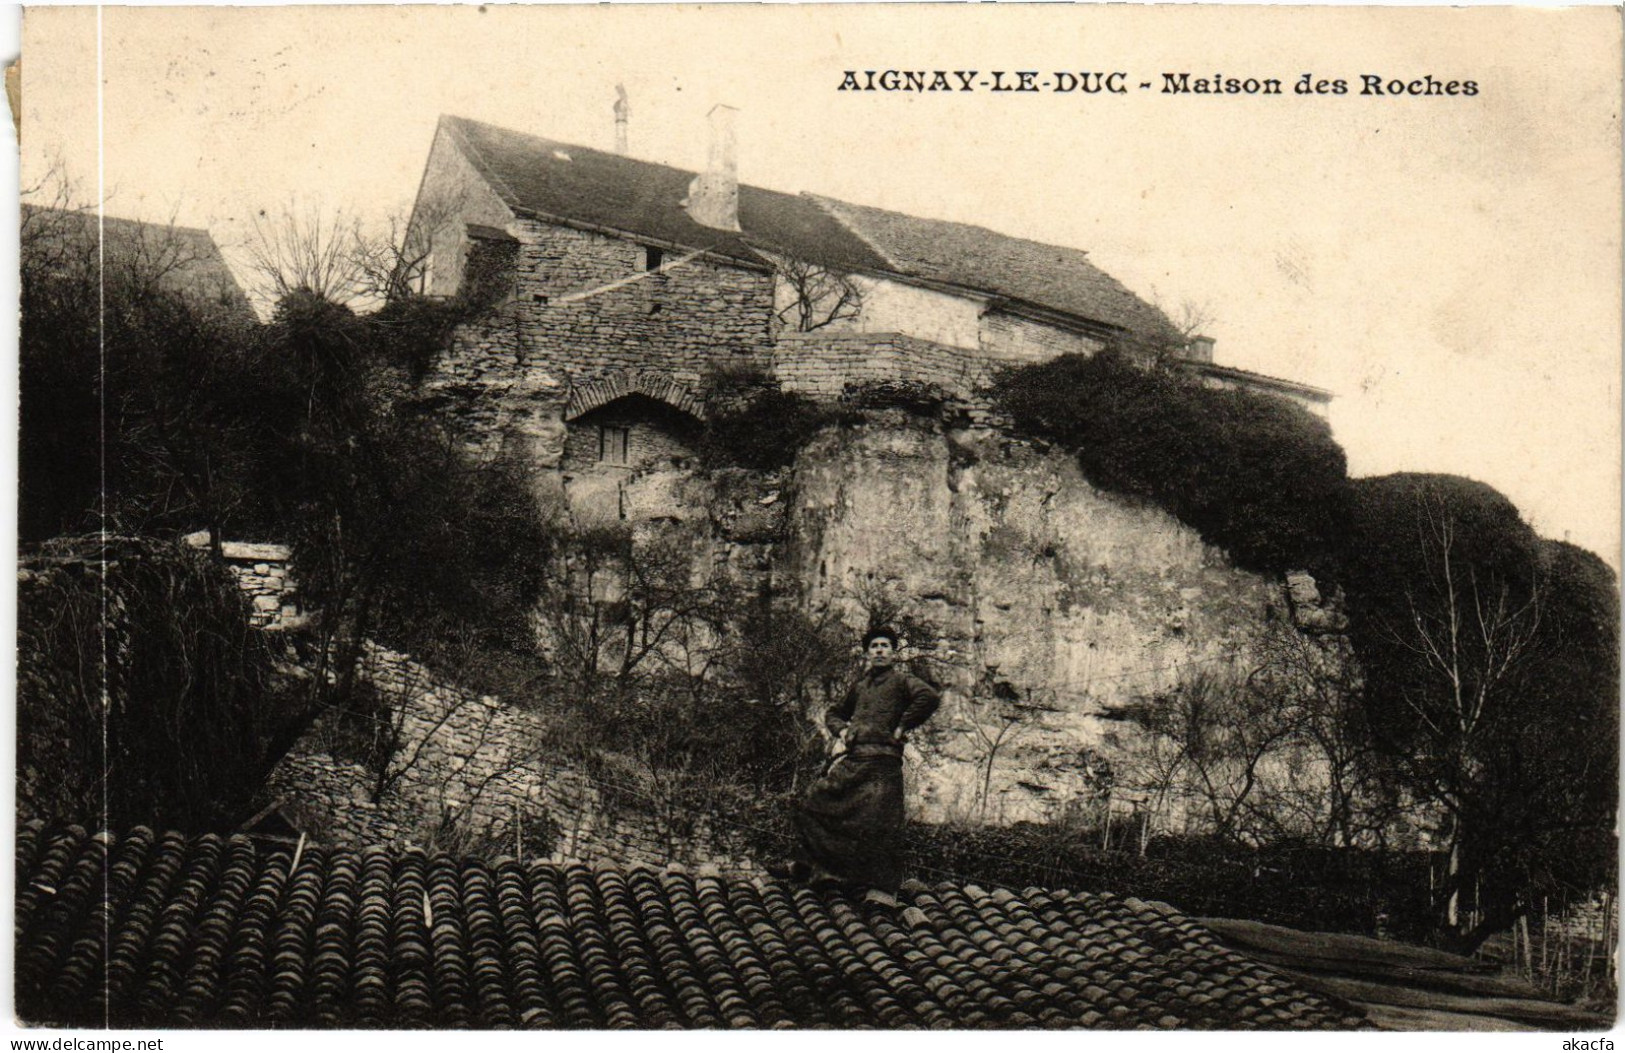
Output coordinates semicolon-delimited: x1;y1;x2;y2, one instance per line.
788;627;940;894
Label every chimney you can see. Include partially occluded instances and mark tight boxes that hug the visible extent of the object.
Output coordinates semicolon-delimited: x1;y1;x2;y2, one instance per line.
1186;334;1216;363
613;84;630;155
684;104;740;232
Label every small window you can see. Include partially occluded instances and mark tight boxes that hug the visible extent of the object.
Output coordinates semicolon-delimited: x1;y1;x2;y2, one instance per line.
598;425;631;466
644;247;664;272
419;251;435;295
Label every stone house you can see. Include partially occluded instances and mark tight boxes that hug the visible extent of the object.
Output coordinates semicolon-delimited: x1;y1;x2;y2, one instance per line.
405;108;1328;507
399;107;1343;822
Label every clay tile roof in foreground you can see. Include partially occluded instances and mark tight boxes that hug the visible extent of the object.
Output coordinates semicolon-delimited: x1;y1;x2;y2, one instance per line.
14;823;1368;1030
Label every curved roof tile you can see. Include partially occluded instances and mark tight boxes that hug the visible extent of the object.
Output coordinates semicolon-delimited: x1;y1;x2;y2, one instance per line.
15;823;1367;1030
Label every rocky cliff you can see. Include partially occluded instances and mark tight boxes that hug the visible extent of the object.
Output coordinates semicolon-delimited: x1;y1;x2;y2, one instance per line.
778;413;1309;822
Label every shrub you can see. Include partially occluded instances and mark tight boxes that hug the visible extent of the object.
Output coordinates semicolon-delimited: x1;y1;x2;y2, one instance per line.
257;285;555;702
21;210;270;543
529;556;850;846
902;823;1437;939
368;294;480;383
698;365;853;470
841;378;949;416
17;537;297;831
284;412;555;705
991;348;1348;572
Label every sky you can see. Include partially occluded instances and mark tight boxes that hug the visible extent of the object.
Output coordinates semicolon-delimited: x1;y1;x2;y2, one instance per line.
15;4;1623;567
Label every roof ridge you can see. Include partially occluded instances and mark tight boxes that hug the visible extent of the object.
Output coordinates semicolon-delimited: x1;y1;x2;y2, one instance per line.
22;203;222;243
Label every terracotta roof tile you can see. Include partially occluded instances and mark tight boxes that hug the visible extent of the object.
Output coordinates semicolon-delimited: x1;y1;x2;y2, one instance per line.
15;824;1368;1029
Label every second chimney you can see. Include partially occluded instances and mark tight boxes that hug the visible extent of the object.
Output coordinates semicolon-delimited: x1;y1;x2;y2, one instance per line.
684;104;740;232
614;84;630;155
1185;335;1216;363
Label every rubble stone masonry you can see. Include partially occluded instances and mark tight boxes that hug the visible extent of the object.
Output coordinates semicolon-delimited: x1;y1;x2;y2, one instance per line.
266;643;758;871
506;220;775;389
980;309;1107;363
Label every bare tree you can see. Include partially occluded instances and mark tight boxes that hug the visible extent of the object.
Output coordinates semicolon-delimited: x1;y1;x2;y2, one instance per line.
20;156;90;277
1254;623;1399;848
241;200;370;307
1112;662;1312;845
1168;297;1216;341
957;681;1053;821
23;165;213;301
533;522;738;688
1382;499;1545;933
773;255;865;332
350;185;470;304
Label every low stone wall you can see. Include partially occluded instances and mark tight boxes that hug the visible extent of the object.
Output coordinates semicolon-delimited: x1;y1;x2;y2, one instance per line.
265;643;761;873
1544;893;1617;942
772;330;994;405
166;533;757;870
181;533;302;629
980;309;1106;364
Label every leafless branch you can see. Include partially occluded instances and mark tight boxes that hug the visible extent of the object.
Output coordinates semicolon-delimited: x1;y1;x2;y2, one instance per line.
773;255;864;332
241;200;369;307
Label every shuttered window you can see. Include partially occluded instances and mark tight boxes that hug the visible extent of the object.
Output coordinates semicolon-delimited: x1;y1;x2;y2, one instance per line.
598;426;630;465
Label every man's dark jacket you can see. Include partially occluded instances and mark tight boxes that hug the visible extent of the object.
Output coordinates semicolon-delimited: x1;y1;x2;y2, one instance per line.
827;664;941;747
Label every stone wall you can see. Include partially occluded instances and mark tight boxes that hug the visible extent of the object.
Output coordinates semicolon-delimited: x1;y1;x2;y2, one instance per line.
507;220;775;388
773;268;985;351
980;309;1107;363
182;533;302;629
265;643;759;873
771;331;996;409
419;218;774;478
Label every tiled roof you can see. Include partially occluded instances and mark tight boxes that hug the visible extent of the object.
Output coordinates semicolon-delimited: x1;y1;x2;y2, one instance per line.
21;205;258;327
1204;918;1615;1032
15;823;1366;1030
444;116;890;276
808;195;1179;340
440;115;1172;339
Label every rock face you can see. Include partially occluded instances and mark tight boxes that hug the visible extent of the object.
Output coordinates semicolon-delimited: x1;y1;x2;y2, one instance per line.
780;416;1300;822
1285;569;1350;633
